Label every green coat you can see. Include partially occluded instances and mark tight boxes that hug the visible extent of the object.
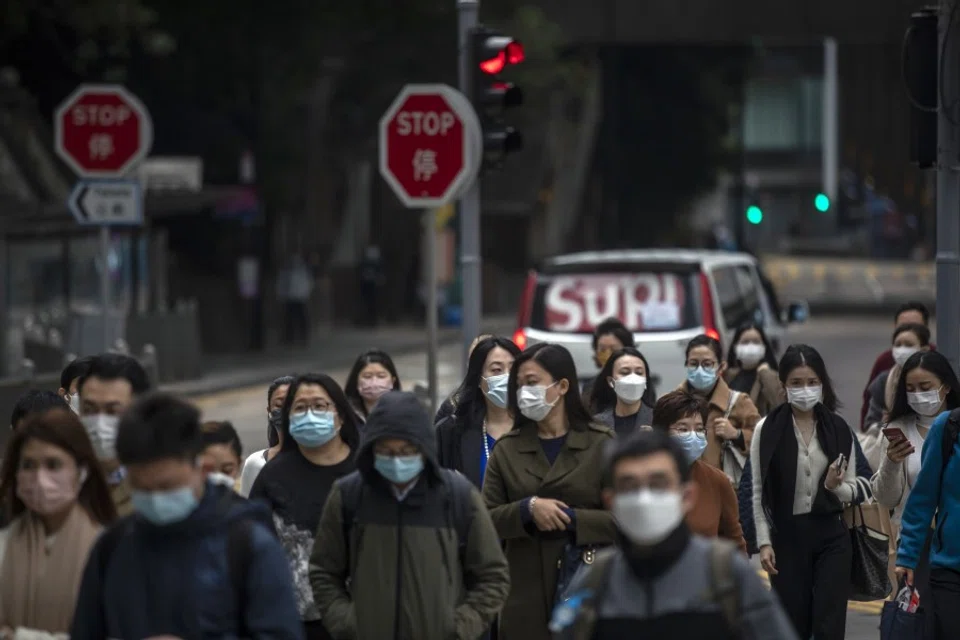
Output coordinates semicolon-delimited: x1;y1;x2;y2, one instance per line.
482;424;616;640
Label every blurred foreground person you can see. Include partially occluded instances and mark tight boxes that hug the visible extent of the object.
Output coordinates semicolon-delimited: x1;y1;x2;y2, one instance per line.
550;430;797;640
0;409;117;638
70;393;303;640
310;391;509;640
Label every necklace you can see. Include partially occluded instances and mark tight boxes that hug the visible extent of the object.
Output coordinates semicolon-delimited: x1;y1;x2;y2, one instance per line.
482;418;491;461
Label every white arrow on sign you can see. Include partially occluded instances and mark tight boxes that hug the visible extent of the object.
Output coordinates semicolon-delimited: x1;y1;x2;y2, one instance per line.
68;179;144;226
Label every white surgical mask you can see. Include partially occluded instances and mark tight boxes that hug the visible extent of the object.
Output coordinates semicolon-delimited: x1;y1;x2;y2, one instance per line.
612;489;684;545
207;472;237;489
786;385;822;412
67;394;80;415
908;387;943;417
80;413;120;460
612;374;647;404
517;383;558;422
735;343;766;368
893;346;920;368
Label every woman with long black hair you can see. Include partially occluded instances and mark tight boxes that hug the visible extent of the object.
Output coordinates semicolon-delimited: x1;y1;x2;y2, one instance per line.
724;321;782;416
750;344;857;640
436;336;521;488
589;347;657;436
250;373;361;640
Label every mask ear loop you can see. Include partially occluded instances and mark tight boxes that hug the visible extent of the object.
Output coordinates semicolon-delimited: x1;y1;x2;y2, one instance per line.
78;466;89;486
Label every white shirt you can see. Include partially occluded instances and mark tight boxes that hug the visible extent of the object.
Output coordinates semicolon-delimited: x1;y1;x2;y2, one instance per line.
871;414;932;524
750;415;858;548
238;449;270;497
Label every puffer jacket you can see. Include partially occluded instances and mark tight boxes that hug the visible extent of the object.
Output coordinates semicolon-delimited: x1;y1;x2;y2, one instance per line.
309;391;510;640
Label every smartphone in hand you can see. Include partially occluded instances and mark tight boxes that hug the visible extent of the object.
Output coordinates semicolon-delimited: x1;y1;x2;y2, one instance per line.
883;427;908;444
834;454;847;471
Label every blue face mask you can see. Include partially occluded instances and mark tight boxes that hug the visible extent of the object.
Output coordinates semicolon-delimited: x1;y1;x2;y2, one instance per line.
483;373;510;409
132;487;199;526
374;454;424;484
673;432;708;463
686;366;718;391
289;410;338;448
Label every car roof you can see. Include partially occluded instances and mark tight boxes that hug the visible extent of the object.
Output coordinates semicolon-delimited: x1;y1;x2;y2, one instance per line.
540;249;757;270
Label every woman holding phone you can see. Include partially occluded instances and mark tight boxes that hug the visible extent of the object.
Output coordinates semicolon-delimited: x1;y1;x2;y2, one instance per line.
749;344;859;640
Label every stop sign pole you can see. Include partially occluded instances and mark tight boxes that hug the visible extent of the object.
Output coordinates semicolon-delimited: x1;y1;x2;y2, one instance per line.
54;83;153;352
379;83;481;413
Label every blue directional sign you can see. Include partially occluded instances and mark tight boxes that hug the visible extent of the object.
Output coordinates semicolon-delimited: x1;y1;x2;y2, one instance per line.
68;179;143;226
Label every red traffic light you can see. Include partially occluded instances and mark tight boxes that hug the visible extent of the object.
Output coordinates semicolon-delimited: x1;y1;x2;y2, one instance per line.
478;38;524;75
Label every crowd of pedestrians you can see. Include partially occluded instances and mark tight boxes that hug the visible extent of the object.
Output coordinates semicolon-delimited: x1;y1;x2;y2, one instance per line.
0;300;956;638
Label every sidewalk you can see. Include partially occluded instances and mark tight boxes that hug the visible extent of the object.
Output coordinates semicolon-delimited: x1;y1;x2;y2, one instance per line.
160;314;515;397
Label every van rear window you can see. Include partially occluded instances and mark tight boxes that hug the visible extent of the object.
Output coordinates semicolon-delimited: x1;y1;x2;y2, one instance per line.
529;271;700;334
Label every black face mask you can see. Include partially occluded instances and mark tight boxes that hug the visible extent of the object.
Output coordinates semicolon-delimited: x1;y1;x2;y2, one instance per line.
267;410;282;447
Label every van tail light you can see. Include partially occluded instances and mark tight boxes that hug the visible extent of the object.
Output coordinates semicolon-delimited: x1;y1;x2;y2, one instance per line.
513;270;537;349
699;272;721;342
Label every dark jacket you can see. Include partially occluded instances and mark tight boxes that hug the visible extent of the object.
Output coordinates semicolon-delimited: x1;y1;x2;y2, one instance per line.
70;482;303;640
309;391;510;640
482;423;617;640
723;364;782;416
436;411;486;489
593;405;654;437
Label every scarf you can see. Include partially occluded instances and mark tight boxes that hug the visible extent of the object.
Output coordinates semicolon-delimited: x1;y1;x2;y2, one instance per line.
0;505;103;633
758;402;854;526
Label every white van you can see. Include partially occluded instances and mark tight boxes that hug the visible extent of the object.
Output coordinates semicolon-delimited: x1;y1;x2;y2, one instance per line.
511;249;808;393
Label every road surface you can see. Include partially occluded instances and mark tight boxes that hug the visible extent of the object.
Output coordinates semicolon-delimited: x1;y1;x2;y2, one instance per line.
192;314;901;639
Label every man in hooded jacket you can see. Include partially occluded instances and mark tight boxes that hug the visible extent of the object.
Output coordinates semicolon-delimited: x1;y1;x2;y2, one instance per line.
310;391;509;640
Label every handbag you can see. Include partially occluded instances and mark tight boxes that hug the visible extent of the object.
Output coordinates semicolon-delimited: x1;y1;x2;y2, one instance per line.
848;504;893;601
881;601;927;640
721;391;746;485
554;543;602;607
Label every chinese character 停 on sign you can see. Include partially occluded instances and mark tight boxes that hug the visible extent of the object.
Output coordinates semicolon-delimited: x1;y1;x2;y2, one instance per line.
89;133;115;160
413;149;438;182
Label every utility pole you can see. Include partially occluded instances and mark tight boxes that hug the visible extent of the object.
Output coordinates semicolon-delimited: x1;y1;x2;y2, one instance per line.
822;37;839;226
937;0;960;372
457;0;481;373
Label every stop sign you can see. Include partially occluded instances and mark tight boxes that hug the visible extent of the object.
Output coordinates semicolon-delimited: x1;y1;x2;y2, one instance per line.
379;84;481;208
54;84;154;178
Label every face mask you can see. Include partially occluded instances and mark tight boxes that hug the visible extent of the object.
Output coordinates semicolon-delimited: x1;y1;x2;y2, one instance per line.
735;343;765;368
908;388;943;417
612;374;647;404
207;472;236;489
672;432;708;463
686;366;718;391
80;414;119;460
16;466;86;516
66;394;80;415
358;379;392;401
786;385;822;411
517;383;558;422
483;373;510;409
374;454;424;484
893;346;920;368
289;410;338;448
132;487;199;526
612;488;685;546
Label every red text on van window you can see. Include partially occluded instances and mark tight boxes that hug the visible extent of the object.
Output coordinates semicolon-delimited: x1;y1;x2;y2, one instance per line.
544;273;685;332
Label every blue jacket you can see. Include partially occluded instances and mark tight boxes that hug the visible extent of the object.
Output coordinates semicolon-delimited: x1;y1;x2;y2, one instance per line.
71;482;304;640
897;410;960;572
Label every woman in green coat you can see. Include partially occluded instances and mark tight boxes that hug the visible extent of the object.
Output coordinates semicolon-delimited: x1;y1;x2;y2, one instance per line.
482;342;616;640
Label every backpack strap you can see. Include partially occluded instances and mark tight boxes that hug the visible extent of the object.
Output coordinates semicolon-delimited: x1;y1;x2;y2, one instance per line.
439;468;475;548
942;409;960;476
548;547;617;639
338;473;365;553
227;519;255;638
708;539;741;638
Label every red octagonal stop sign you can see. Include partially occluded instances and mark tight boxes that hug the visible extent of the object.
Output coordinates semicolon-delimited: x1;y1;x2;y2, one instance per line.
379;84;480;208
54;84;154;178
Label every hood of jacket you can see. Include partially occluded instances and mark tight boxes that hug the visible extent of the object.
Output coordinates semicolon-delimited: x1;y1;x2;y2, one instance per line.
356;391;439;483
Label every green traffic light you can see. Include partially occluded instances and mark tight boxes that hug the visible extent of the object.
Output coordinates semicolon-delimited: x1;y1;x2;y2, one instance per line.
814;193;830;212
746;205;763;224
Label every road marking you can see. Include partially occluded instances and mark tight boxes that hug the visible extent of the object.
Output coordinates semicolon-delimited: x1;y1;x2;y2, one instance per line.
756;570;884;615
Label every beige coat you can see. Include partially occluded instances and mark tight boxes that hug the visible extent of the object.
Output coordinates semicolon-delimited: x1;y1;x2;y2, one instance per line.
677;378;761;470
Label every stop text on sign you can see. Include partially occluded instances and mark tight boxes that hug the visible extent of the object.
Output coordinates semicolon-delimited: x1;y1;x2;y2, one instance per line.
395;111;456;136
71;104;133;127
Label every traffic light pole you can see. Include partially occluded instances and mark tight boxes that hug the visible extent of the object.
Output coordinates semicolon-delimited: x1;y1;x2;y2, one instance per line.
458;0;482;373
936;0;960;372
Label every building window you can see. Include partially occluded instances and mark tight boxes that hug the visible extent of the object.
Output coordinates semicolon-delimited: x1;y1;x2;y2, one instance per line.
743;77;823;151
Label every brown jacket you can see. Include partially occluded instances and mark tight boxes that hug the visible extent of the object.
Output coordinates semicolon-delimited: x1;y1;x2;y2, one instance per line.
677;378;761;470
724;364;782;416
688;459;747;553
482;423;616;640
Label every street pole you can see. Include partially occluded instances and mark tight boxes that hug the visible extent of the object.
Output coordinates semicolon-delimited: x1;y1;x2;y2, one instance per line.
457;0;481;374
822;37;839;226
100;225;112;352
423;209;439;417
936;0;960;372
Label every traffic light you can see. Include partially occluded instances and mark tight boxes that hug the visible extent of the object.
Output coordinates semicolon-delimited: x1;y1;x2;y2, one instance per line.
814;193;830;212
746;204;763;225
469;26;524;170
